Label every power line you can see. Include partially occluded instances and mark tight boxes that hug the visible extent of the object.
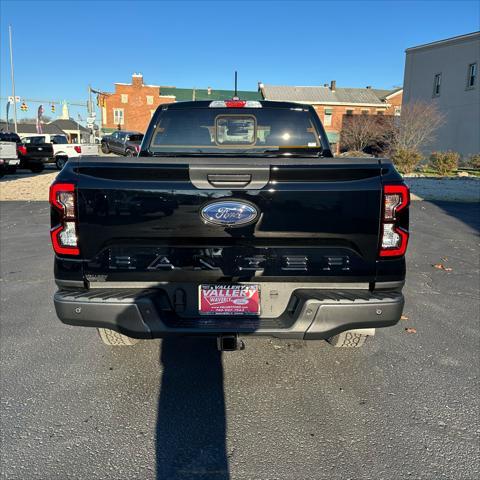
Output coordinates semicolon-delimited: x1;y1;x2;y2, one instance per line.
0;96;87;107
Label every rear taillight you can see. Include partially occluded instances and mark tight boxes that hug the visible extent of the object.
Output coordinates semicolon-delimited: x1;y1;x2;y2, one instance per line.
18;145;27;156
135;144;140;152
74;146;82;153
49;183;79;256
379;184;410;257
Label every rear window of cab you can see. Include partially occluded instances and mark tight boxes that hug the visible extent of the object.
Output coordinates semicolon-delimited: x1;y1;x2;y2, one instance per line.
150;107;321;152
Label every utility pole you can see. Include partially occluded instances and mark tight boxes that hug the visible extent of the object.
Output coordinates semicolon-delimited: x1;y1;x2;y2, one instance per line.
77;114;82;143
99;97;103;136
88;85;93;114
88;84;95;142
8;25;18;133
90;87;107;137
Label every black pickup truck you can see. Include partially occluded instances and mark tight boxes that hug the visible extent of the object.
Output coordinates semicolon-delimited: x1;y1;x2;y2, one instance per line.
50;100;409;350
0;132;53;173
19;135;54;172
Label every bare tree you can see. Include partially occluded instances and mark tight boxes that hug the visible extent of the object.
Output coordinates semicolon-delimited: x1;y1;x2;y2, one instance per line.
340;114;390;153
17;116;52;124
390;101;445;152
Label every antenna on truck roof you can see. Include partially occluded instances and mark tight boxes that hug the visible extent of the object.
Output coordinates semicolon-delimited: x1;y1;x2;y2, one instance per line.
233;71;239;100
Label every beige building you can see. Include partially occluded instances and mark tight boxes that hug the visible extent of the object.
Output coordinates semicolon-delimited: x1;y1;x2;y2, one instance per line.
403;32;480;157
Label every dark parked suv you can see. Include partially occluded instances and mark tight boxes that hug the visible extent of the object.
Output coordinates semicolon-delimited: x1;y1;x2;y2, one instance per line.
101;131;144;156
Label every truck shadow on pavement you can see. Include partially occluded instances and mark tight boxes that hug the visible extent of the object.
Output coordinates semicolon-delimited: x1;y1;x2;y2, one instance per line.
156;337;229;480
428;200;480;233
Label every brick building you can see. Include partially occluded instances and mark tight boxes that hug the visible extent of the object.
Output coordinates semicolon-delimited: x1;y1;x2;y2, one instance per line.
99;74;262;133
98;74;402;152
260;82;402;153
372;88;403;116
99;73;176;133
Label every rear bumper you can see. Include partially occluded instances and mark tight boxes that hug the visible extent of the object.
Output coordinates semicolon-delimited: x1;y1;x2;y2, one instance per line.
54;288;404;340
0;158;20;166
19;156;52;163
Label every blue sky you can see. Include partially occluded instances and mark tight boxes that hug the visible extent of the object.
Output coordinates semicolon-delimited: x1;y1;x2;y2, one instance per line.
0;0;478;124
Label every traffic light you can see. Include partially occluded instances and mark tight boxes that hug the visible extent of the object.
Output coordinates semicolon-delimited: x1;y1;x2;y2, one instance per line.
20;102;28;112
51;103;55;113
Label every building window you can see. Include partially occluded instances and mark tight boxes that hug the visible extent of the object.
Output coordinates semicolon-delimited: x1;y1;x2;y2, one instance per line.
467;63;477;89
361;109;370;115
324;108;332;126
113;108;124;125
394;106;401;116
146;95;154;105
376;109;384;115
433;73;442;97
346;109;354;115
121;94;128;104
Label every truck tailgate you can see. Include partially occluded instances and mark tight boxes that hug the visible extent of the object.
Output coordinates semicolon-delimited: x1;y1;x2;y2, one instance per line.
25;143;53;158
0;142;17;159
75;156;383;283
79;144;99;156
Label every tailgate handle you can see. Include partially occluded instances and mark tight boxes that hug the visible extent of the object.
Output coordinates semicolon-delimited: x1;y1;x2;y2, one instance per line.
190;165;270;189
207;174;251;188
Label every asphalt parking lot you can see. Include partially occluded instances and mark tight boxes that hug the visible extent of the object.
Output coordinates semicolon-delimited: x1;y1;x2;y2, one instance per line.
0;200;479;480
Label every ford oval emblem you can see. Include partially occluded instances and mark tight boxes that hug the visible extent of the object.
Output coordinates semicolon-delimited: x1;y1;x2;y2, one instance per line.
201;200;258;227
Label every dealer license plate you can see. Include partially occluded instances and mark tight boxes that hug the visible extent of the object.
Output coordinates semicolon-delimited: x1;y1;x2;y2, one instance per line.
199;284;260;315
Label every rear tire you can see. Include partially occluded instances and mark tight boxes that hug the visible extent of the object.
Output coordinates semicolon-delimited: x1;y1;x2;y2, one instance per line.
125;149;134;157
29;163;45;173
97;328;139;346
327;328;375;348
101;143;110;154
55;156;68;170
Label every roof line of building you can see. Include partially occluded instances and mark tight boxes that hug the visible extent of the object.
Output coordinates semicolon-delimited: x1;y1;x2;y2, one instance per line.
274;100;390;107
263;84;399;90
161;87;258;92
383;88;403;99
406;31;480;52
114;82;162;88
